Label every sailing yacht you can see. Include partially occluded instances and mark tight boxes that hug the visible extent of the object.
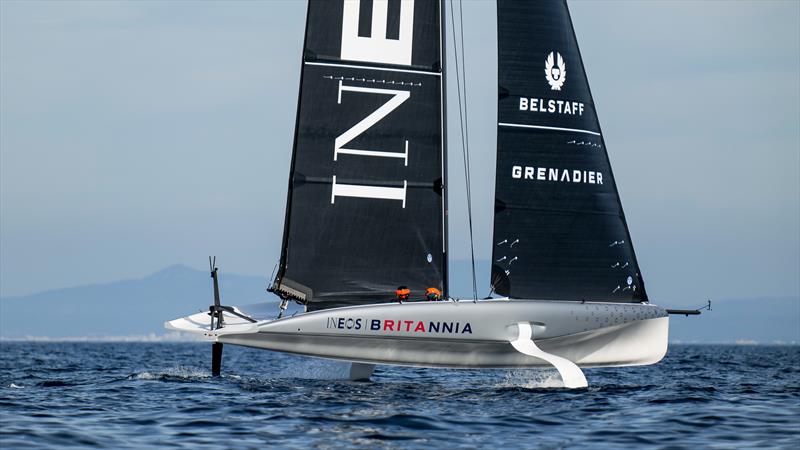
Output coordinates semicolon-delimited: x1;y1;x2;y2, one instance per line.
167;0;691;388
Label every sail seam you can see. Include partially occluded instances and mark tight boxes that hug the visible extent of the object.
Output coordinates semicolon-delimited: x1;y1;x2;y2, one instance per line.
305;61;441;76
498;122;601;136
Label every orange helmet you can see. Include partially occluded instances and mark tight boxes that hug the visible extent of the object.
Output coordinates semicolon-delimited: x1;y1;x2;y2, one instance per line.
395;286;410;300
425;287;441;301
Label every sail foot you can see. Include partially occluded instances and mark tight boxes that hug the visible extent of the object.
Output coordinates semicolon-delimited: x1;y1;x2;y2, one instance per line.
270;277;312;305
509;322;588;389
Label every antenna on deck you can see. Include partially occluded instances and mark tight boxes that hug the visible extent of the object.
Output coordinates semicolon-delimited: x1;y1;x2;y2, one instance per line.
205;256;256;376
209;256;223;329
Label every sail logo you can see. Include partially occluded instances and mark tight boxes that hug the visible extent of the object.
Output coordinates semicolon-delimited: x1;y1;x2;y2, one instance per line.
519;97;584;116
340;0;415;66
512;165;603;185
545;52;566;90
326;317;364;330
518;53;585;116
331;80;410;208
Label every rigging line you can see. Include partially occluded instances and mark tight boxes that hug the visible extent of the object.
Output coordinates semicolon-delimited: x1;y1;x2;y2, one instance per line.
449;0;477;301
457;0;477;301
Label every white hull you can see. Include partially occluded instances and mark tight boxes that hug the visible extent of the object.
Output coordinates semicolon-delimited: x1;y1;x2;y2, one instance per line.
166;300;668;369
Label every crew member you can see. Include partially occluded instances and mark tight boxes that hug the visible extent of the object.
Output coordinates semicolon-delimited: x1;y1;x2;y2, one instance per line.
425;287;442;301
395;286;410;302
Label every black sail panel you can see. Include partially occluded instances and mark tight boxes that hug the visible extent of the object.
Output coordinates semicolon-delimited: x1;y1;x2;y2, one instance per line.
274;0;445;311
492;0;647;303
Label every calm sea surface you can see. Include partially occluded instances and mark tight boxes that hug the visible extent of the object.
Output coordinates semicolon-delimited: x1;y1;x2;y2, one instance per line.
0;343;797;449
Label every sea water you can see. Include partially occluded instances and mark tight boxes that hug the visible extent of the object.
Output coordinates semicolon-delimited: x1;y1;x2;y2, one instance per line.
0;343;797;449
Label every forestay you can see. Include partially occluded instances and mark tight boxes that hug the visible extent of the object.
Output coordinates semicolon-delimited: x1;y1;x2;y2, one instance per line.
272;0;446;312
491;0;648;303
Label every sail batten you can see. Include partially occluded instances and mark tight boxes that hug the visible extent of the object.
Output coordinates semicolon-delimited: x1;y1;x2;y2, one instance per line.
274;0;446;312
305;61;442;76
499;122;600;136
492;0;647;303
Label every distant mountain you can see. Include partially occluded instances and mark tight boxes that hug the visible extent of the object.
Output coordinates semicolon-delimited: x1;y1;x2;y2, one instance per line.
1;264;797;343
0;265;274;338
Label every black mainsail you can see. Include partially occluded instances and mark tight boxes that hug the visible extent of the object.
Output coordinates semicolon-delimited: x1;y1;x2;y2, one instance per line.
491;0;648;303
273;0;446;311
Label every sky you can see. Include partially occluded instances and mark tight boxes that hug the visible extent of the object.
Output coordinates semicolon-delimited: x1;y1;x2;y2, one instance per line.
1;0;798;309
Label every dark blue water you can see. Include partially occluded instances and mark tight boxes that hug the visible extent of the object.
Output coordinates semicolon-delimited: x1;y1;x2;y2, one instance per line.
1;343;797;449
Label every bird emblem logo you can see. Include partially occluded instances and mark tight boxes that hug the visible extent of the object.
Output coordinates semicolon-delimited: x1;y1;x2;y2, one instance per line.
545;51;566;91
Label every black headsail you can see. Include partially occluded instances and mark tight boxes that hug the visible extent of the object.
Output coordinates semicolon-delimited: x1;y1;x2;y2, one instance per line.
272;0;446;312
491;0;648;303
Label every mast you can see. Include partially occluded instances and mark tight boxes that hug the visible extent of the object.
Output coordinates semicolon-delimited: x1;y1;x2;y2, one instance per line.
440;0;449;299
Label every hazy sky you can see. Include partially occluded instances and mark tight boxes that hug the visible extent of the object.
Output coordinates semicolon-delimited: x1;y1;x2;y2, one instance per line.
1;0;798;308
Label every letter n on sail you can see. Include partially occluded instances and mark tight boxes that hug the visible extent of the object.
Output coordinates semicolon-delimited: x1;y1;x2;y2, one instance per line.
335;81;411;167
